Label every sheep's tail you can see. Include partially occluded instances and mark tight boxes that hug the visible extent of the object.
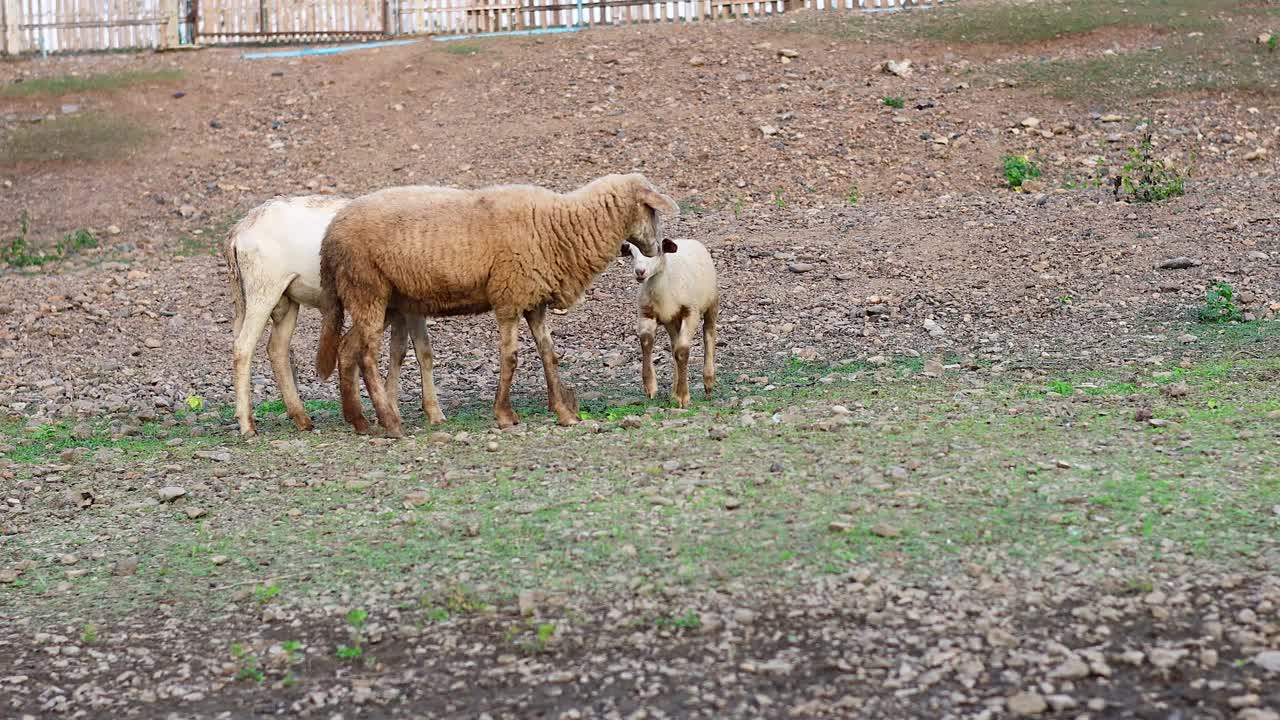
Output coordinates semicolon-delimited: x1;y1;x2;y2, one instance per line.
316;260;343;379
222;226;247;338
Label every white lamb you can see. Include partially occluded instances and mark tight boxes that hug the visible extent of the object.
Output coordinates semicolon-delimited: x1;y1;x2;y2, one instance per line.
622;238;719;408
223;195;443;437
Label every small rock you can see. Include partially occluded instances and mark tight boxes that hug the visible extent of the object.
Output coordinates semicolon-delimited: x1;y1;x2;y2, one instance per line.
1242;148;1268;162
1253;650;1280;673
210;555;229;565
708;426;729;441
1046;695;1077;712
688;56;705;67
619;416;643;430
1164;381;1189;398
157;486;186;503
1230;695;1261;709
759;125;779;137
184;507;207;520
1099;113;1124;122
884;59;913;77
1158;256;1198;270
1020;117;1041;129
1007;691;1048;716
870;523;901;539
1149;647;1188;669
113;556;139;576
178;204;196;218
143;337;162;349
787;262;816;273
1049;656;1090;680
777;48;799;59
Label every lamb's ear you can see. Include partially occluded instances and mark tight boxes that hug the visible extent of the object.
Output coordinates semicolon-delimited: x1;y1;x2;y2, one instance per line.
620;242;633;257
662;239;678;254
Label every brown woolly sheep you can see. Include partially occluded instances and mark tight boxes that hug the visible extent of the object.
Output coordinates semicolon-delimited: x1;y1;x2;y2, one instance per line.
316;173;679;437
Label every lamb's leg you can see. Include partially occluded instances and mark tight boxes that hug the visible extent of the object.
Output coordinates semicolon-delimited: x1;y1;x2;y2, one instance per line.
386;313;408;409
668;312;695;409
408;315;446;425
337;329;371;436
638;311;659;400
267;298;312;432
702;300;718;398
232;299;275;437
351;305;403;439
494;310;521;429
524;305;579;426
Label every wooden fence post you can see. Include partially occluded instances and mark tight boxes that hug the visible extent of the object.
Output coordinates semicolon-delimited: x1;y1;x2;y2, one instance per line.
2;0;21;55
161;0;182;48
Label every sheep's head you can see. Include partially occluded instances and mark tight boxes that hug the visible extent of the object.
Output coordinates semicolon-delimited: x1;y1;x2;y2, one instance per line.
622;239;678;283
623;175;679;258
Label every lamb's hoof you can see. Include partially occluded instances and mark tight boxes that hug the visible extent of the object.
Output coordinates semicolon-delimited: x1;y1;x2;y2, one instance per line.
496;413;520;429
426;412;447;426
556;414;580;427
351;418;371;435
674;396;691;409
291;415;314;432
383;426;405;440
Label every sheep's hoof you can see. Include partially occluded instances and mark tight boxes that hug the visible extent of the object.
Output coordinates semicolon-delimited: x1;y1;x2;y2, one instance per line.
674;396;691;410
383;426;405;440
426;411;447;426
555;414;580;427
291;415;314;432
351;418;371;435
496;413;520;429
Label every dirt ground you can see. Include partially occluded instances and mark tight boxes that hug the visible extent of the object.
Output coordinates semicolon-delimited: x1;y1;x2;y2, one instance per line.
2;1;1279;717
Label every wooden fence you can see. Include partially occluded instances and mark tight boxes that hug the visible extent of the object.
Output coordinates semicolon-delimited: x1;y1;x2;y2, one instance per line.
1;0;939;54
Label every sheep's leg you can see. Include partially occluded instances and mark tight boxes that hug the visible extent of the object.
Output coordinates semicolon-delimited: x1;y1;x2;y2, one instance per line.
702;300;718;398
638;312;659;400
232;299;276;438
667;312;695;409
494;311;521;429
267;298;312;432
407;315;446;425
386;313;408;409
337;329;371;436
524;305;579;426
351;306;404;439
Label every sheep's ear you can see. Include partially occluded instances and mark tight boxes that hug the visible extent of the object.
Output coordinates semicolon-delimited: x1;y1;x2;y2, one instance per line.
662;238;678;254
637;182;680;216
619;242;633;257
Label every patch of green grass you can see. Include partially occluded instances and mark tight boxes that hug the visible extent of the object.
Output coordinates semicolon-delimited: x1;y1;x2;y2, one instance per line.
0;417;224;464
772;188;787;209
440;43;484;56
0;69;184;97
881;96;904;109
1002;155;1042;190
230;643;265;682
846;184;861;205
654;611;702;631
678;200;707;216
2;113;154;165
2;212;98;268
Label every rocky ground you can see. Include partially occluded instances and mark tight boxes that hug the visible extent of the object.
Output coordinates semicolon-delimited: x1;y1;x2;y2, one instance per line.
1;0;1279;717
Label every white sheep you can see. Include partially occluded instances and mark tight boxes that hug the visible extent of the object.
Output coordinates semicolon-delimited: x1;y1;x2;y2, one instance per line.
223;195;444;437
622;237;719;408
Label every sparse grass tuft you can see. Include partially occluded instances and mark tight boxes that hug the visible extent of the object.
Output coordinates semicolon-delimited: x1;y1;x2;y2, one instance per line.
2;113;153;165
0;69;183;97
441;43;484;56
882;96;905;108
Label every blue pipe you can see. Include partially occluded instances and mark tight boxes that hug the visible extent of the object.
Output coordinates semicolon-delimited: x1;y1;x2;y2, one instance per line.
431;26;584;41
241;39;421;59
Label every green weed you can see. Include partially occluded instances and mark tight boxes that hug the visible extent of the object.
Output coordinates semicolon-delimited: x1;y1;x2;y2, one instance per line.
882;96;905;109
1002;155;1041;189
81;623;97;644
846;185;862;205
773;189;787;209
2;213;98;268
1119;130;1188;203
1199;281;1244;323
254;584;281;605
654;611;702;630
230;643;265;682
